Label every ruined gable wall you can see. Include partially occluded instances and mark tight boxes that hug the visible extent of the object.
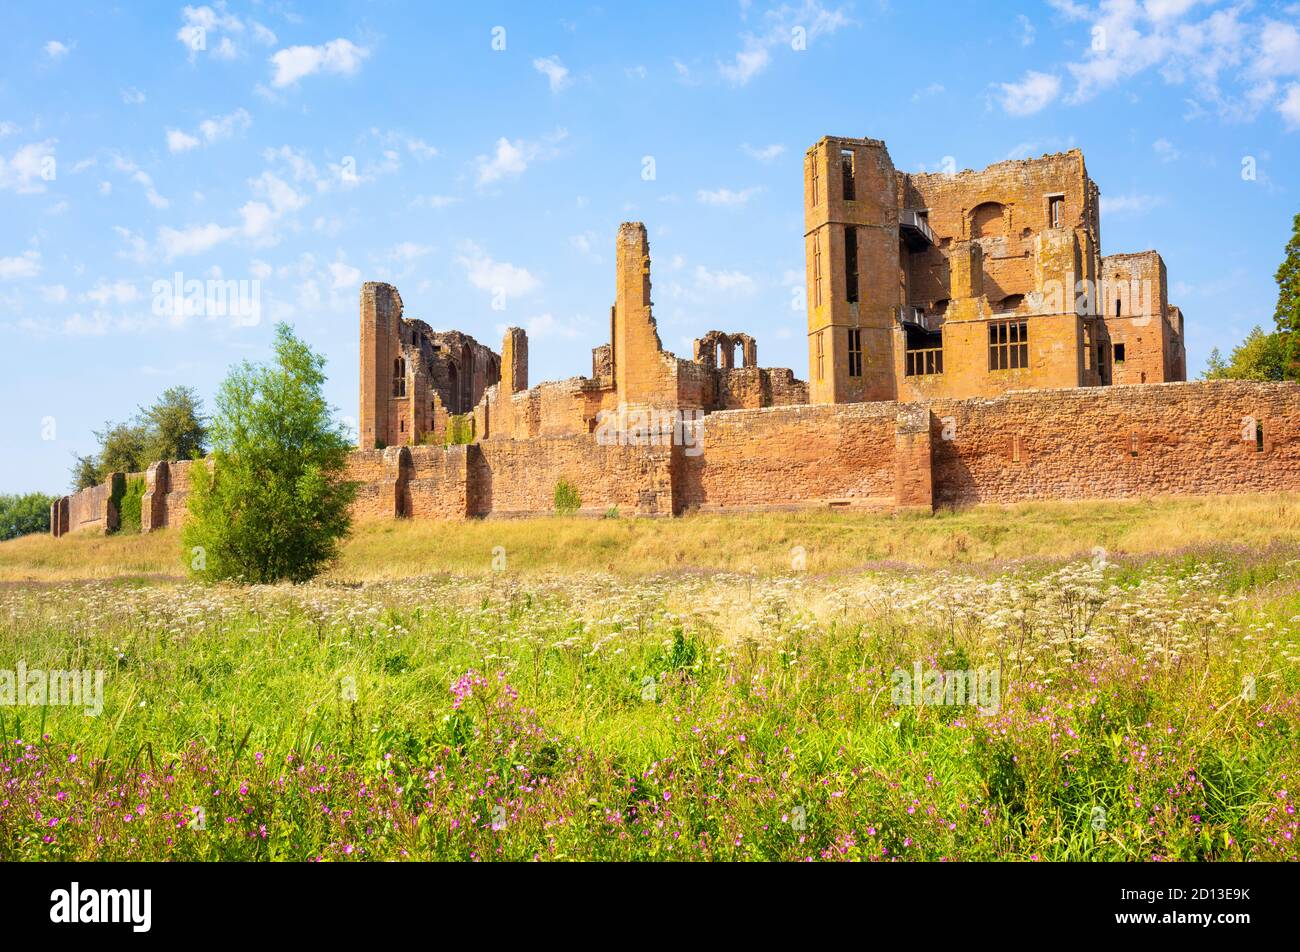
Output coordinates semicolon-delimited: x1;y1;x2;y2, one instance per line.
902;152;1096;311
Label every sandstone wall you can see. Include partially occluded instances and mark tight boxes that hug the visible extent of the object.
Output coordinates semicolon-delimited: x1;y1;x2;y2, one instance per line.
51;381;1300;536
928;380;1300;505
676;402;899;512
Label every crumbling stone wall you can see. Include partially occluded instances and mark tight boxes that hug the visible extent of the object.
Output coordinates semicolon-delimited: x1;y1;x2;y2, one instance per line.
928;380;1299;505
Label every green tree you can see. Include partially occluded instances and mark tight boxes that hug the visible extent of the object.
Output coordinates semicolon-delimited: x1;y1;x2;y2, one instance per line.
1201;326;1292;381
93;421;149;476
140;386;208;463
1274;211;1300;379
0;493;54;541
69;454;100;492
183;323;356;584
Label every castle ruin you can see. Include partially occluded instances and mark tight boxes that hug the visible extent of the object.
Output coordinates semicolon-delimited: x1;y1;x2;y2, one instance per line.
50;135;1298;535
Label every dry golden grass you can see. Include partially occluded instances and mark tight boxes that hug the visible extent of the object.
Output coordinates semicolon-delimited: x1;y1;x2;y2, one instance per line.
3;492;1299;583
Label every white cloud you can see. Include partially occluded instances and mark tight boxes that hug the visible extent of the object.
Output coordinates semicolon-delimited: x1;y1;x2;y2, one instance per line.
113;226;151;264
1152;137;1181;161
997;70;1061;116
0;140;56;193
533;55;572;93
120;87;146;105
0;250;41;280
474;129;566;187
1281;84;1300;130
719;42;771;86
0;121;16;137
1017;3;1300;124
741;143;785;162
1100;192;1165;216
44;40;71;59
456;241;540;297
168;108;252;152
328;260;361;290
389;242;434;262
719;1;853;86
158;222;237;260
40;284;68;303
697;186;761;207
83;280;140;306
509;312;584;340
111;154;168;209
414;194;458;209
270;39;369;87
167;129;202;153
177;5;244;56
693;265;756;294
1018;14;1036;46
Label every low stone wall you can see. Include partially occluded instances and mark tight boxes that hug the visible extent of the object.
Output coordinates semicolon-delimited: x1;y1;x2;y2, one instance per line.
49;380;1300;535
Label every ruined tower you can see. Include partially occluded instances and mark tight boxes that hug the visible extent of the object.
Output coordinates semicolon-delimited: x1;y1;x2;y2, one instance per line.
360;281;403;449
612;221;667;407
804;137;901;404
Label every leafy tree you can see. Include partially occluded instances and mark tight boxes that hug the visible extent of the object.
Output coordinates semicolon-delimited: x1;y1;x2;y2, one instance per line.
0;493;54;541
183;323;356;584
69;388;209;491
1201;326;1292;381
93;421;149;476
70;454;100;492
140;386;208;464
1274;211;1300;379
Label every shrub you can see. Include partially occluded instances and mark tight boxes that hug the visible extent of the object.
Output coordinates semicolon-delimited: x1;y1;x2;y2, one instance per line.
446;414;474;446
553;479;581;515
183;323;356;584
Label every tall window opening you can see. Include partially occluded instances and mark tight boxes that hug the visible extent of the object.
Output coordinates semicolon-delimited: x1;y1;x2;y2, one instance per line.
840;149;855;201
1049;195;1064;229
847;328;863;377
393;357;407;397
844;226;859;304
812;237;823;307
816;331;825;381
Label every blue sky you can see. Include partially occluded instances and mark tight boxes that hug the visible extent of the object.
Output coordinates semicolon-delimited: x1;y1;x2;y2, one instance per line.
3;0;1299;494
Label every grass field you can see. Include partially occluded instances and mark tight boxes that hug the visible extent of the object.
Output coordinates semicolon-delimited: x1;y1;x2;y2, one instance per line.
1;495;1297;861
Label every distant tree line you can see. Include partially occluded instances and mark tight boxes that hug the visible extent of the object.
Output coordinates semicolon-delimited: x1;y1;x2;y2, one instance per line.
0;493;54;541
1204;210;1300;382
71;386;209;491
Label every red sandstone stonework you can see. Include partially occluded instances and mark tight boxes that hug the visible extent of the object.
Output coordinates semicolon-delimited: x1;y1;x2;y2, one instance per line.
46;138;1297;536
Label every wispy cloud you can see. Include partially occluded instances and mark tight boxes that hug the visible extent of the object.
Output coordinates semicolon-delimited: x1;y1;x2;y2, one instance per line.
697;186;762;206
533;55;572;93
269;38;369;87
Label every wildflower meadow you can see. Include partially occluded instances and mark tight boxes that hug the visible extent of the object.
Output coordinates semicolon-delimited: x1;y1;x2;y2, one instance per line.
2;525;1297;861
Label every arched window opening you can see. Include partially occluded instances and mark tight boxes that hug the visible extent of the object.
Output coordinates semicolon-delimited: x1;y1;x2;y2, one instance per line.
972;202;1007;239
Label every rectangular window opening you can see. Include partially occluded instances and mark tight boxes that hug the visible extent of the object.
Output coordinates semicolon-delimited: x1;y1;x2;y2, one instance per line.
847;328;863;378
841;149;855;201
1114;342;1126;363
1048;195;1064;229
988;320;1029;371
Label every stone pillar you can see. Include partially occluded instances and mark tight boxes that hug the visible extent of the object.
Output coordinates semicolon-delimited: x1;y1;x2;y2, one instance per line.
141;460;170;533
894;406;934;511
501;327;528;395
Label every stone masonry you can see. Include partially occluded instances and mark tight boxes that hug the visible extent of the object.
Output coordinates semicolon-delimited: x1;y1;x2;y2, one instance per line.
50;135;1298;535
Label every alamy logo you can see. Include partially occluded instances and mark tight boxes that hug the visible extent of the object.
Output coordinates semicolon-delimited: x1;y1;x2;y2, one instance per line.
593;406;705;457
890;661;1000;715
0;663;103;716
49;883;151;933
